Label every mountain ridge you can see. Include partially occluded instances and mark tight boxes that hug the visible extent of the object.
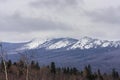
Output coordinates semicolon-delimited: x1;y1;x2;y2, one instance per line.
20;37;120;50
1;36;120;53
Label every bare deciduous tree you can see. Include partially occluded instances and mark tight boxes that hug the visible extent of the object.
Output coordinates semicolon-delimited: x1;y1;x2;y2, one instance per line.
0;42;8;80
18;49;35;80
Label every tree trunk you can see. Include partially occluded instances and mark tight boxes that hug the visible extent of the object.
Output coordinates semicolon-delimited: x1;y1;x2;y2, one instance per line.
3;59;8;80
0;43;8;80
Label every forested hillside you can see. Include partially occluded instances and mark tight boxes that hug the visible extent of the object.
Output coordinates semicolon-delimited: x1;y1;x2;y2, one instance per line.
0;60;119;80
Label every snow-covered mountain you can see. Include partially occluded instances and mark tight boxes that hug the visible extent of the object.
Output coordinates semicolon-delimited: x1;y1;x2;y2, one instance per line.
1;37;120;73
17;37;120;51
1;37;120;55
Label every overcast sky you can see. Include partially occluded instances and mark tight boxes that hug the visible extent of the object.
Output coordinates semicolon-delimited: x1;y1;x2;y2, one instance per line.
0;0;120;42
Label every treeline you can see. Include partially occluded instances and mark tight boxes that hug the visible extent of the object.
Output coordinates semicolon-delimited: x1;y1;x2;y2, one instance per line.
0;60;120;80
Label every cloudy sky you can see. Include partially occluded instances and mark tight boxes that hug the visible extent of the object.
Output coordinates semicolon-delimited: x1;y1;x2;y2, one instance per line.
0;0;120;42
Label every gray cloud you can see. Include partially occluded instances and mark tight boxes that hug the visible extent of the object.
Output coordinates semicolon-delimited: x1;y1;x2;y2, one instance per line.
0;0;120;41
86;7;120;25
0;0;7;2
0;13;70;32
30;0;83;8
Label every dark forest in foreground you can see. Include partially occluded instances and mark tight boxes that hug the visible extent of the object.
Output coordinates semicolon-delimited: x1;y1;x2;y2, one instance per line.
0;60;119;80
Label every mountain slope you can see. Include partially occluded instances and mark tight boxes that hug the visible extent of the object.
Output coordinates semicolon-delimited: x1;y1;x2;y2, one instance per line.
1;37;120;73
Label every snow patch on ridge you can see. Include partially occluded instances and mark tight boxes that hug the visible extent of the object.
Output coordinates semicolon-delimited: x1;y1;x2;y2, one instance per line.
70;37;94;49
102;41;111;47
19;38;47;50
46;38;77;50
48;41;70;49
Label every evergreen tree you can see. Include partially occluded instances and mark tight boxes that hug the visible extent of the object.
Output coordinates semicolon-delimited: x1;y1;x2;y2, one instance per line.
72;67;78;75
63;68;67;74
31;61;35;66
35;62;40;70
97;69;101;76
112;68;119;79
97;69;103;80
30;60;35;69
83;65;94;80
13;62;17;66
7;60;12;69
66;67;70;73
50;62;56;74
